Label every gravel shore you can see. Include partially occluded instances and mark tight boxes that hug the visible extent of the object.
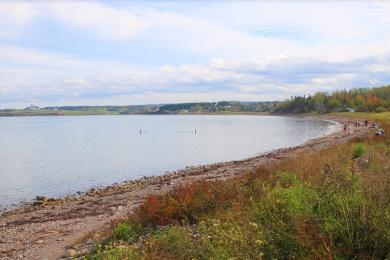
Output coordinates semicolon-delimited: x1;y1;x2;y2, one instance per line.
0;116;373;259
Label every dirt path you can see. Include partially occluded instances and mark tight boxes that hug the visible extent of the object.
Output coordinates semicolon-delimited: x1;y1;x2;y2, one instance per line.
0;117;373;259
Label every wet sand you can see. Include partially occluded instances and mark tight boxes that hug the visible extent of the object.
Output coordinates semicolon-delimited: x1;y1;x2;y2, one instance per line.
0;116;373;259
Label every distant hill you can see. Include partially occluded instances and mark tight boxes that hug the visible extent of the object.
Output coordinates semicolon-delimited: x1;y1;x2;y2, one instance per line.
6;83;388;117
157;101;280;114
0;101;280;116
46;105;161;114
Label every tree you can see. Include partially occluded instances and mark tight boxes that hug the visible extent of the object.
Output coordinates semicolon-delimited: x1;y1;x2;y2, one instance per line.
313;92;327;113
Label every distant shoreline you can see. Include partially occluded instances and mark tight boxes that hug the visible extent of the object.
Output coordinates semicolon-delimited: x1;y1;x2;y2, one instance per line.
0;101;280;117
0;111;272;117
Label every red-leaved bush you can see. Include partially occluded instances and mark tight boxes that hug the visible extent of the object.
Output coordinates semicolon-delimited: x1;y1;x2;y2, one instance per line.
135;180;240;226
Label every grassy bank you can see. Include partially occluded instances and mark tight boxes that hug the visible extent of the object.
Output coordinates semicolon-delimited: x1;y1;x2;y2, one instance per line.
87;113;390;259
329;112;390;123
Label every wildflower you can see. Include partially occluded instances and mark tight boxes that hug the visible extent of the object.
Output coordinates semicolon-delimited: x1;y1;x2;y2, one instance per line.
255;240;263;245
249;222;258;228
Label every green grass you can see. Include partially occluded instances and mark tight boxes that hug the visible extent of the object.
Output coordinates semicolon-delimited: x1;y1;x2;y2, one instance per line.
353;143;367;159
329;111;390;123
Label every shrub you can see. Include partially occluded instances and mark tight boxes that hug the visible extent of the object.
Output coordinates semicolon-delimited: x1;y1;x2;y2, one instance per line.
88;244;138;260
135;180;239;226
196;217;265;259
353;143;366;159
375;106;387;113
113;223;147;243
113;223;136;242
250;172;320;258
145;226;194;259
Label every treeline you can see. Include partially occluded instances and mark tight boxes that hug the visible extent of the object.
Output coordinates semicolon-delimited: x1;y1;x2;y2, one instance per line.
274;85;390;113
0;102;280;116
0;105;161;116
45;105;160;114
158;101;280;113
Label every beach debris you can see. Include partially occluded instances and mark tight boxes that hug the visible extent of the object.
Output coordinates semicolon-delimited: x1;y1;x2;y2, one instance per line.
36;196;46;201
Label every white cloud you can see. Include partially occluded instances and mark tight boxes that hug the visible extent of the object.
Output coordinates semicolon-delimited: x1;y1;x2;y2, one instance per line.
0;2;301;58
0;2;37;37
44;2;150;41
0;1;390;107
1;37;390;108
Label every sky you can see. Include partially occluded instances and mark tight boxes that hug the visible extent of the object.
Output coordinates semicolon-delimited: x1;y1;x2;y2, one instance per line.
0;1;390;108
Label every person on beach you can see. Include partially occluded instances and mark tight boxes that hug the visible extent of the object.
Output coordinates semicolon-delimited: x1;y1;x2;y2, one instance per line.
343;124;347;133
365;120;368;127
376;129;385;136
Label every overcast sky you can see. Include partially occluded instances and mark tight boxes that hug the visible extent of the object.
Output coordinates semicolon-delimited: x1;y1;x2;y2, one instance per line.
1;1;390;108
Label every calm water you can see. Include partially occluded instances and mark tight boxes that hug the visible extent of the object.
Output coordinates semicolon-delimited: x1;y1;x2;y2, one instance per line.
0;115;338;208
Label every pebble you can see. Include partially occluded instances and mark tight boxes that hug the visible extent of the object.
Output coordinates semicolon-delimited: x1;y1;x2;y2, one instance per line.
36;239;44;244
33;201;44;206
67;249;77;257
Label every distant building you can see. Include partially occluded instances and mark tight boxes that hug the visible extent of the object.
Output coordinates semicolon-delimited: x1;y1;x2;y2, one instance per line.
26;104;40;110
346;108;356;113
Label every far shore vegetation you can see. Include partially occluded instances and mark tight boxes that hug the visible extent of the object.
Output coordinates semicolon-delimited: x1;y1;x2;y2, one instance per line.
1;85;389;117
87;111;390;259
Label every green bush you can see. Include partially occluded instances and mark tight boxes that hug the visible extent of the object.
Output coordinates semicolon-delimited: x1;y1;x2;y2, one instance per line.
88;246;138;260
249;172;319;258
146;226;194;259
375;106;387;113
353;143;366;159
113;223;146;243
196;215;265;259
